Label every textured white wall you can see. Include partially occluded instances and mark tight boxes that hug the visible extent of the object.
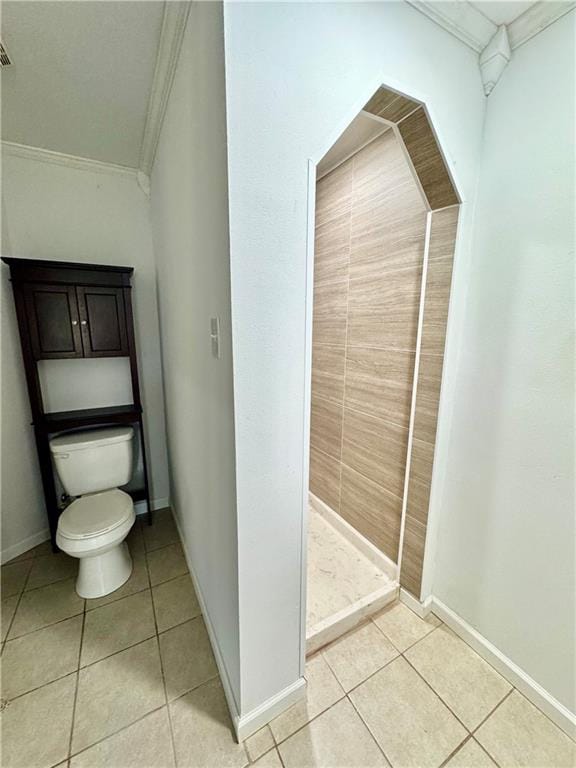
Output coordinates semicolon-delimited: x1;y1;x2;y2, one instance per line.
433;12;576;713
223;0;486;714
1;154;170;559
150;3;240;709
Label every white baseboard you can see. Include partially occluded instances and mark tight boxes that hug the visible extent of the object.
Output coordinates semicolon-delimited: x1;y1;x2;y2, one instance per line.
431;598;576;740
309;493;398;581
134;496;170;516
236;678;307;743
170;505;305;742
2;528;51;564
399;587;433;618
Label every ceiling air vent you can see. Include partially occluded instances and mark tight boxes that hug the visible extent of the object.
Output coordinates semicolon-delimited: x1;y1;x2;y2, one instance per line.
0;42;12;67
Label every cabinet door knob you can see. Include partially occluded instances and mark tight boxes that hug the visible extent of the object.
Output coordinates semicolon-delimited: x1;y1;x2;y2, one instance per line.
72;320;78;326
81;320;87;326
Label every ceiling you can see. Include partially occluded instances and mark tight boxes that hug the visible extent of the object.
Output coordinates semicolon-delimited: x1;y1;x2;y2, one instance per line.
471;1;536;25
1;1;165;168
318;113;389;179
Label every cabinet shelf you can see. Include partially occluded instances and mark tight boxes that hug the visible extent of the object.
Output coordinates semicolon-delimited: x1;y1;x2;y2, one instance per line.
37;404;142;432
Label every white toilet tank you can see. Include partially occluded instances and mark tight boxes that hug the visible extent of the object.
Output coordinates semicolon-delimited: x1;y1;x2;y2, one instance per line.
50;426;134;496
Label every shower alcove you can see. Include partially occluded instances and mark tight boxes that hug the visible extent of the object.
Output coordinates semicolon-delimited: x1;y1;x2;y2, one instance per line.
306;85;460;654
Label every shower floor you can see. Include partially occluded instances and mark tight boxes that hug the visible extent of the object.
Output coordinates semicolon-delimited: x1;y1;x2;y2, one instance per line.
306;500;398;654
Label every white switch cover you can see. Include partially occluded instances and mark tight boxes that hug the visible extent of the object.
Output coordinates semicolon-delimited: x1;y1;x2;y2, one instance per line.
210;317;221;359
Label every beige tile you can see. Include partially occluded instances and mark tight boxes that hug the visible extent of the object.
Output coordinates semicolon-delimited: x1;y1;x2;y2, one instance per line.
399;514;427;597
475;691;576;768
26;552;78;591
344;347;415;429
364;87;418;124
85;551;149;611
363;87;399;118
314;219;350;285
412;353;444;444
311;343;346;405
445;739;497;768
405;437;435;526
315;161;353;228
4;545;39;564
350;656;466;768
347;310;419;352
350;203;426;274
252;748;282;767
9;578;84;639
126;518;145;556
70;707;175;768
245;725;275;763
372;601;440;653
323;621;398;692
81;590;155;666
152;573;201;633
169;677;247;768
1;673;76;768
1;559;33;598
342;408;408;497
405;625;512;730
340;464;402;562
428;206;459;262
2;615;82;699
147;542;188;586
309;447;341;513
143;509;179;552
160;616;217;700
398;107;459;210
1;594;19;641
279;697;389;767
72;637;165;753
269;653;345;743
310;396;343;461
312;279;348;347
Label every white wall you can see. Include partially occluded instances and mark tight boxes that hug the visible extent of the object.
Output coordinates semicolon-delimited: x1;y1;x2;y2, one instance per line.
150;3;240;710
433;12;576;713
1;152;170;559
223;1;486;714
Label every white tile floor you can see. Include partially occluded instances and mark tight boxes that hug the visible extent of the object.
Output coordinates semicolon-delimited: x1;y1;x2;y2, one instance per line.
1;509;575;767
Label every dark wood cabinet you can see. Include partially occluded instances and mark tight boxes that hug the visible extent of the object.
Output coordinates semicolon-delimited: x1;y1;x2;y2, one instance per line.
2;257;152;548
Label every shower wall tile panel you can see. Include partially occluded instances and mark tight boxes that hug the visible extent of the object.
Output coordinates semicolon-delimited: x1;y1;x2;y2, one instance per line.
398;107;459;210
310;130;427;562
363;88;419;123
400;205;460;597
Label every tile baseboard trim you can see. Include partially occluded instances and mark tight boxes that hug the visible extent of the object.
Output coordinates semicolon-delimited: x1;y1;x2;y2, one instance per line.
309;492;398;581
134;497;171;516
1;527;51;564
399;586;433;618
431;597;576;740
236;677;307;743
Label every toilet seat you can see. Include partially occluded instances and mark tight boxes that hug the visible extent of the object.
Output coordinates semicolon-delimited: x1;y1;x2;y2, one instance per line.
58;489;133;541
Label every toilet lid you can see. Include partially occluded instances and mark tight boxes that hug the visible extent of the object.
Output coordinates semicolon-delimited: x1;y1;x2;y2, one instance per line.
58;489;133;540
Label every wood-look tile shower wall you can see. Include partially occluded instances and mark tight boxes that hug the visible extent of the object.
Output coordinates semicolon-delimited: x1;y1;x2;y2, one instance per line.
310;130;428;562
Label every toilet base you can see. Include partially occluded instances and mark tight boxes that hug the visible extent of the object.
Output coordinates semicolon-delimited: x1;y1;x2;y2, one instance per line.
76;541;133;599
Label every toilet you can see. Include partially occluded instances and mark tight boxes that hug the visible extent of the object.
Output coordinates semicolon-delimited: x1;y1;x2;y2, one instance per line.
50;426;136;599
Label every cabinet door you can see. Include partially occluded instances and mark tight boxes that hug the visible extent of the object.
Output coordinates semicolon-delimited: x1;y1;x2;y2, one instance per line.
24;283;83;359
76;286;129;357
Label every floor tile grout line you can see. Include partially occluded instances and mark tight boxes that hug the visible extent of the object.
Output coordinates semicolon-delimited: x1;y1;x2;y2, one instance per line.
2;556;37;652
67;601;87;761
346;689;396;767
438;733;474;768
270;690;348;749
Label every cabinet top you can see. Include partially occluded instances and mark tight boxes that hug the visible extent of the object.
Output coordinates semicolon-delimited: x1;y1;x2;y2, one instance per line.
2;257;134;273
2;257;134;287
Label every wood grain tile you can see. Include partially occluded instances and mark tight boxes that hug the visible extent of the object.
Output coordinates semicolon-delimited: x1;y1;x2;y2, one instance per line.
350;208;427;273
340;464;402;562
312;279;348;346
342;408;408;497
400;514;427;597
406;437;435;526
345;346;415;429
314;219;350;285
310;396;343;460
412;353;444;444
363;87;419;123
398;107;459;210
312;344;346;404
347;309;419;352
310;447;341;512
316;161;353;228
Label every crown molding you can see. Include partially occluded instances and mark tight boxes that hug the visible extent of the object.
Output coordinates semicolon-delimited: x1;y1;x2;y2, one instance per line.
406;0;497;52
406;0;575;53
508;1;576;49
138;2;191;175
1;141;138;178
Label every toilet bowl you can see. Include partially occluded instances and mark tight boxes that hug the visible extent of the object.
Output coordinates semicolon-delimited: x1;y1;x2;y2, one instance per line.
50;426;136;599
